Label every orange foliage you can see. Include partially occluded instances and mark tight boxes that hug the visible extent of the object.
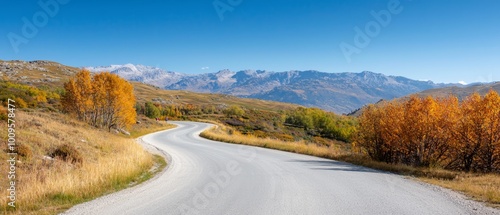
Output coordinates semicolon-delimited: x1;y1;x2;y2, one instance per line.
62;70;136;130
451;90;500;172
355;90;500;173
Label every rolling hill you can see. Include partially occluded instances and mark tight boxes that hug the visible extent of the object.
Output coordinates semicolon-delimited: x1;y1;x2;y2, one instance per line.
347;81;500;117
415;82;500;101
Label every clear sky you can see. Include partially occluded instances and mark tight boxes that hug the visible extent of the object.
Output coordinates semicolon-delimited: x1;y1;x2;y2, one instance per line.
1;0;499;84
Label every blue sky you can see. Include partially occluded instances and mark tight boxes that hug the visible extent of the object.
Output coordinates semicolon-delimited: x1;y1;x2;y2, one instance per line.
1;0;499;84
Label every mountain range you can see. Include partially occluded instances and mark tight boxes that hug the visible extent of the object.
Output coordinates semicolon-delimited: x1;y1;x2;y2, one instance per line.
85;64;453;113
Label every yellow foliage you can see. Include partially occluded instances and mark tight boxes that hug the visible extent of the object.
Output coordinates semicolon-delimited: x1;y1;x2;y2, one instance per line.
356;91;500;172
0;105;6;120
16;97;28;108
62;70;136;130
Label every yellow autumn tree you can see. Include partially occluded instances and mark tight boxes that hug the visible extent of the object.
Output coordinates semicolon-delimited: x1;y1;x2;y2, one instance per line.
62;70;93;121
91;72;136;130
354;103;392;162
399;96;459;167
433;96;459;167
355;95;458;166
384;100;406;163
477;90;500;172
452;93;486;172
356;91;499;172
62;70;136;130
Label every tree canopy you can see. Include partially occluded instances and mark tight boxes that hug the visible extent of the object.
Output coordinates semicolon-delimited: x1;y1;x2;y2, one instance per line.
62;70;136;130
355;91;500;173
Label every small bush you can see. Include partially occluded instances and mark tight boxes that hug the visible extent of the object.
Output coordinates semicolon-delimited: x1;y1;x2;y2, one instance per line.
17;144;33;159
225;119;245;126
50;144;83;164
16;97;29;108
0;105;7;121
224;105;245;117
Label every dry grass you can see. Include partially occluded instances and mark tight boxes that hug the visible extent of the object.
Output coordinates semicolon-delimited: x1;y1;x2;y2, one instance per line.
129;115;176;138
421;175;500;207
201;124;500;208
200;123;345;159
0;111;169;214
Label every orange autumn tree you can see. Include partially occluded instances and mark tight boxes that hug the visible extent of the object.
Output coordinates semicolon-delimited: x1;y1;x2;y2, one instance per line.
478;90;500;172
355;91;500;173
484;90;500;172
61;70;93;121
355;96;457;166
62;70;136;130
354;101;400;162
401;96;459;167
451;93;484;171
450;90;500;172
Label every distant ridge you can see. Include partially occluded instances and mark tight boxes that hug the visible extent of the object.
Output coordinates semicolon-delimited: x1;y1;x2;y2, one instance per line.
415;81;500;101
347;82;500;117
84;64;185;88
84;64;453;113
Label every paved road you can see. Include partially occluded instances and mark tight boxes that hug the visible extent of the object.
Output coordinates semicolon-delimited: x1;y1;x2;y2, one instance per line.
63;121;499;215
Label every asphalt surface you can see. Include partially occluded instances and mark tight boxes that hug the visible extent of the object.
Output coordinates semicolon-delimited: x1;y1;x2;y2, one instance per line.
63;121;499;215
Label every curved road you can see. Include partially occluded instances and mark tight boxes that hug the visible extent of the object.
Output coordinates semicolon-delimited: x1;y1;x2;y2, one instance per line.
64;122;499;215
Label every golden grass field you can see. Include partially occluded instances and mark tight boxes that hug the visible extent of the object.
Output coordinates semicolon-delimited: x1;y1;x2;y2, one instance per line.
421;175;500;207
201;123;500;208
0;111;173;215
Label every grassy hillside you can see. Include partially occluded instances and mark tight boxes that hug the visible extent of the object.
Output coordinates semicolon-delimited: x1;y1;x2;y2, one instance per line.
0;60;78;88
0;61;178;214
348;82;500;117
0;110;173;214
133;83;300;112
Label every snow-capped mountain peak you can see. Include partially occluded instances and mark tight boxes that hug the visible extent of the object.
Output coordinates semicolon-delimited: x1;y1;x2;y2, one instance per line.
84;64;186;86
84;64;451;114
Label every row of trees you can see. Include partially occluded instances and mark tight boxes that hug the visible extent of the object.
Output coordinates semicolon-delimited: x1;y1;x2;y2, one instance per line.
285;107;357;142
135;102;221;119
62;70;136;130
355;90;500;172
